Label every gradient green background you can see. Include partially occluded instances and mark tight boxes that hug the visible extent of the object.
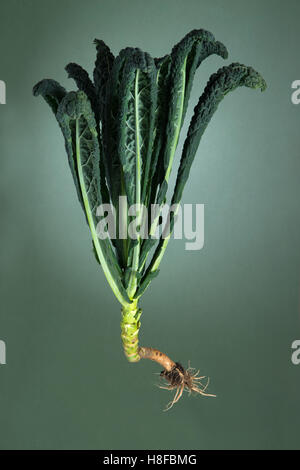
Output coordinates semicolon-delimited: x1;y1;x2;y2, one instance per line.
0;0;300;450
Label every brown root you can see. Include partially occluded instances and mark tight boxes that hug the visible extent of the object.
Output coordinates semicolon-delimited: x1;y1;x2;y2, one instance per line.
138;347;216;410
138;346;176;371
160;362;216;411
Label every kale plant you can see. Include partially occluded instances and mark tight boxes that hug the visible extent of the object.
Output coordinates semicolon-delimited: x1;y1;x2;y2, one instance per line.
33;29;266;409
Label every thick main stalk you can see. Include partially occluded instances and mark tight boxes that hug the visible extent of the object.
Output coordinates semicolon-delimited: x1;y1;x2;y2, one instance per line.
121;301;142;362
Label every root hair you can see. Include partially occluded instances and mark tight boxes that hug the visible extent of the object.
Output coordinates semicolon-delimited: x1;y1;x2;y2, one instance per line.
159;362;216;411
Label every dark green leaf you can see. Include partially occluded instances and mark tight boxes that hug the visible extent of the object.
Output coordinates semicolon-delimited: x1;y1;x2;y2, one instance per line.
93;39;115;120
142;63;266;292
172;63;267;206
33;79;66;114
117;48;156;208
146;55;172;206
102;52;127;209
65;62;98;119
56;91;130;305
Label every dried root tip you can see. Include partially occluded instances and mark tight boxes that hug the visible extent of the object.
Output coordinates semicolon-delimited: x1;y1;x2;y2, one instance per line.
159;362;216;411
138;346;175;371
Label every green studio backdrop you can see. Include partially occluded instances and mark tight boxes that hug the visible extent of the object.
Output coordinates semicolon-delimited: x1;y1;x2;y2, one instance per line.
0;0;300;450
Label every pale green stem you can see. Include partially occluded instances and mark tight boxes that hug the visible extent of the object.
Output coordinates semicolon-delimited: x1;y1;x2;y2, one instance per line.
121;300;142;362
